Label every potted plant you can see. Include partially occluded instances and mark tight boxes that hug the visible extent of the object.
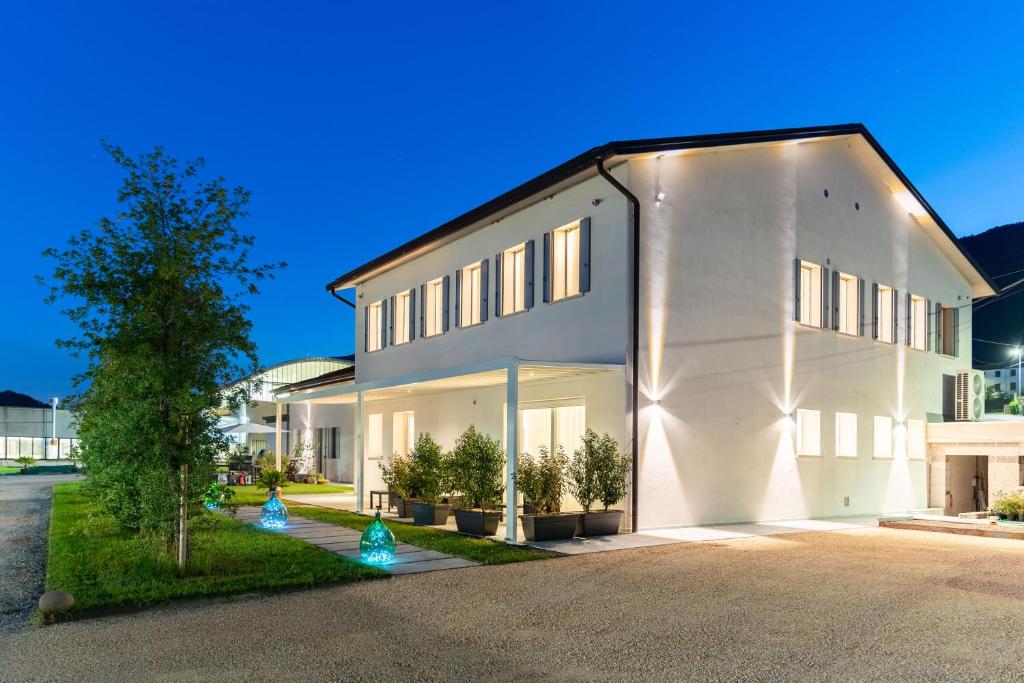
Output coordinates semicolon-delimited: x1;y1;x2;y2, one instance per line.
515;445;576;541
569;429;631;536
450;426;505;536
408;433;452;525
15;455;35;474
379;451;417;517
256;467;288;497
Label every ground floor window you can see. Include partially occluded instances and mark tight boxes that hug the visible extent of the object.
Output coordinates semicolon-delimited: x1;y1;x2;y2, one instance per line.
367;413;383;460
392;411;414;456
517;400;586;459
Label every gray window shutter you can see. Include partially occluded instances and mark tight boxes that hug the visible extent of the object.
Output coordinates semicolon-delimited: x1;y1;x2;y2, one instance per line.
953;306;960;357
363;305;369;352
905;292;911;347
525;239;535;309
579;217;592;293
380;298;388;349
443;275;450;332
543;232;551;303
871;282;879;340
891;289;898;344
935;302;943;355
926;299;931;350
494;253;503;317
479;259;489;322
831;270;840;331
793;258;801;322
454;269;462;328
419;284;426;337
408;288;416;341
821;267;829;330
388;296;395;345
859;277;866;336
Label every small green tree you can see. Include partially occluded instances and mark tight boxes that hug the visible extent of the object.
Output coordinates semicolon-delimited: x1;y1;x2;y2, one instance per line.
515;445;568;514
42;142;282;567
379;452;415;499
15;455;35;473
449;426;505;511
408;433;450;504
569;429;630;513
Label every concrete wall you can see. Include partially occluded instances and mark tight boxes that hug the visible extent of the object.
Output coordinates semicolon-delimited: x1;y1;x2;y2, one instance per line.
353;169;630;382
630;137;970;528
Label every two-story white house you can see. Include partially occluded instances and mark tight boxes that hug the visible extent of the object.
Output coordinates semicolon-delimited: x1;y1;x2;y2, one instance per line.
275;124;998;541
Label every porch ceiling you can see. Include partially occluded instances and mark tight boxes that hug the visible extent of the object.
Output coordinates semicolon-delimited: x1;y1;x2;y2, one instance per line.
276;358;623;405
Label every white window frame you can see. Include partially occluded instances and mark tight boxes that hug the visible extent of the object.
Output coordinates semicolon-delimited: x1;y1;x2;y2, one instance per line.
392;411;415;457
366;300;384;352
873;416;893;459
835;412;858;458
551;221;581;302
907;419;926;460
424;278;445;338
798;261;823;328
501;243;527;315
837;273;858;336
877;284;895;344
909;294;927;350
367;413;384;460
460;262;483;327
796;409;821;456
393;290;412;345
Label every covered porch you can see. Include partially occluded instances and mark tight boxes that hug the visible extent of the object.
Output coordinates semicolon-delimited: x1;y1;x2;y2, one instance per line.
273;357;627;542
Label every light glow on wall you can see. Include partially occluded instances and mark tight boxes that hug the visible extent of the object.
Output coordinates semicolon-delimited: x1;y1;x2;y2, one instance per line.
893;189;927;219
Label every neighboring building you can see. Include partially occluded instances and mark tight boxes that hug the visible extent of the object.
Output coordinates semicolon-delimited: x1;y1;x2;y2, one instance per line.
277;124;998;539
984;367;1018;395
0;391;79;462
219;356;355;482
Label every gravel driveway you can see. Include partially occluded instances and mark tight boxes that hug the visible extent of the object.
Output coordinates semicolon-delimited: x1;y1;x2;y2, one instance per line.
5;525;1024;681
0;474;80;633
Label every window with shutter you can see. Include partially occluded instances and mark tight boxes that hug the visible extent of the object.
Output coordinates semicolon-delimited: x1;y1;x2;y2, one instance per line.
366;300;384;352
875;283;895;343
550;220;583;302
796;260;823;328
424;277;445;337
392;291;412;345
836;273;859;335
499;242;528;316
909;294;927;350
459;262;483;327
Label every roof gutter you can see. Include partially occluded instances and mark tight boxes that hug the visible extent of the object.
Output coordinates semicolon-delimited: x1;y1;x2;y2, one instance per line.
595;157;640;534
329;288;356;308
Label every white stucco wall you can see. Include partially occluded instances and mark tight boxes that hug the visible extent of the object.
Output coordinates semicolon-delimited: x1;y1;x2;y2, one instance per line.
630;137;972;528
352;169;630;382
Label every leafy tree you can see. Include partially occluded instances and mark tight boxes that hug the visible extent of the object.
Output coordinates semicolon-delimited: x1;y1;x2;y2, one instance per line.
449;425;504;510
569;429;630;513
408;433;451;504
42;142;282;567
515;445;568;514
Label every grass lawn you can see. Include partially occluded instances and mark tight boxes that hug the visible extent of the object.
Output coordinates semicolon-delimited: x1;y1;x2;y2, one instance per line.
0;466;20;475
226;483;354;506
47;483;385;614
290;506;552;565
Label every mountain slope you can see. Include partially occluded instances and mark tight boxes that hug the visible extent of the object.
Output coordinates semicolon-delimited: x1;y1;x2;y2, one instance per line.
960;221;1024;369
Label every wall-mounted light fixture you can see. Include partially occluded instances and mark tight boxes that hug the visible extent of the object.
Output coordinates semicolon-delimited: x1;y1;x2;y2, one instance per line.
655;191;666;206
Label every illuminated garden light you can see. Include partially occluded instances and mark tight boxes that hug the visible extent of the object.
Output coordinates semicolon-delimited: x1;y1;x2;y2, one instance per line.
360;510;397;565
259;489;289;529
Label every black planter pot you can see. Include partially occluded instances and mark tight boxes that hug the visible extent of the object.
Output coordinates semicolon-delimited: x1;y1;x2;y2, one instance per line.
395;497;420;519
577;510;625;537
520;513;578;541
454;509;501;536
412;502;451;526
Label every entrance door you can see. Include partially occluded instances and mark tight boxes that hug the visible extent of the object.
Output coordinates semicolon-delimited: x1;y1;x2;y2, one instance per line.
944;455;988;516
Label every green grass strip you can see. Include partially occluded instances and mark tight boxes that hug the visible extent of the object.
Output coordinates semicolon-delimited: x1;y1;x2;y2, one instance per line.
46;482;385;613
290;505;553;565
226;483;353;506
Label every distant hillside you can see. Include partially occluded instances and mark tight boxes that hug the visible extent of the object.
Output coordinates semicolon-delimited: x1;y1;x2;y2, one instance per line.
960;221;1024;369
0;390;49;408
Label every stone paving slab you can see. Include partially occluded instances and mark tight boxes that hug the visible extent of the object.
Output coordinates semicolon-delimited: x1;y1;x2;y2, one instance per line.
229;506;479;575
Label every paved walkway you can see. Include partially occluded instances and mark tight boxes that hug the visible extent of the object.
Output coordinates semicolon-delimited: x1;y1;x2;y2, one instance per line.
0;473;82;633
232;506;477;575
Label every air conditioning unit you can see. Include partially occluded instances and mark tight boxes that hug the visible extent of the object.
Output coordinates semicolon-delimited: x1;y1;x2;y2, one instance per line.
954;369;985;421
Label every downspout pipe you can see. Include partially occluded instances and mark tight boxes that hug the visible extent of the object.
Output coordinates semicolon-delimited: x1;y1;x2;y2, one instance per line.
596;157;640;533
329;288;356;308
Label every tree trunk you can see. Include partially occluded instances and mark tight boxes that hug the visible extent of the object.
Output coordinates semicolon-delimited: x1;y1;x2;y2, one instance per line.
178;463;188;570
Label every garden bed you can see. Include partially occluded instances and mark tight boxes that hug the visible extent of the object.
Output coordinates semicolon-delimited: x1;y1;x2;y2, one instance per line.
46;483;384;617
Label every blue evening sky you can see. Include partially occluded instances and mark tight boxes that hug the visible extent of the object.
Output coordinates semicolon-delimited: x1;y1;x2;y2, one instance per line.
1;1;1022;400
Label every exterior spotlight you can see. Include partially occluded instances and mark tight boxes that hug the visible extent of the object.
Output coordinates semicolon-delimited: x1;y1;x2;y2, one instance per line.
655;191;666;206
591;198;602;206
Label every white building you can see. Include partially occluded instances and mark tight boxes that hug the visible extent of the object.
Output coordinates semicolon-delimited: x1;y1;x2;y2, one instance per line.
277;124;998;539
984;367;1018;395
0;393;78;462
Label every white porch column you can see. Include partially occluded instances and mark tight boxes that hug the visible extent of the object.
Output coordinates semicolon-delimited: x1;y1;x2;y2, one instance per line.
355;391;364;514
505;363;519;543
274;401;283;470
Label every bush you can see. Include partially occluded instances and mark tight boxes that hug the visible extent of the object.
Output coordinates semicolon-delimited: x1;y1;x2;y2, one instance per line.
515;445;568;515
992;489;1024;517
569;429;631;513
409;433;451;505
379;452;415;500
256;468;288;491
15;455;35;472
449;426;505;511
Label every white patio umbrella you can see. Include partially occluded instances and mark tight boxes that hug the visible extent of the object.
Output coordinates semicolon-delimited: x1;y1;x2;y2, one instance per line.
219;422;277;434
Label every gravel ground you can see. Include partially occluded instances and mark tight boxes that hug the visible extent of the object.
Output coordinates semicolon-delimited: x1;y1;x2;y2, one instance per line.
0;474;80;634
5;525;1024;681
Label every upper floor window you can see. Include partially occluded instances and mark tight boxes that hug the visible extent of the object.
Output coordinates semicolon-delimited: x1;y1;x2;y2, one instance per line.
796;260;823;328
836;272;859;335
365;300;385;353
935;303;958;357
422;277;448;338
544;217;591;303
391;289;414;345
497;241;534;316
456;260;488;328
874;283;896;344
995;370;1002;378
908;294;927;350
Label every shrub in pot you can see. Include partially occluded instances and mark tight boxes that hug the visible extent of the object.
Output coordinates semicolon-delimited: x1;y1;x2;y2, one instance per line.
450;426;505;536
515;445;576;541
569;429;631;536
379;452;417;517
408;433;453;525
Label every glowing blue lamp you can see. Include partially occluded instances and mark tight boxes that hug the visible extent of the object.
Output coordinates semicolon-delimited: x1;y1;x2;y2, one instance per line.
260;489;288;529
203;482;224;511
360;510;396;565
